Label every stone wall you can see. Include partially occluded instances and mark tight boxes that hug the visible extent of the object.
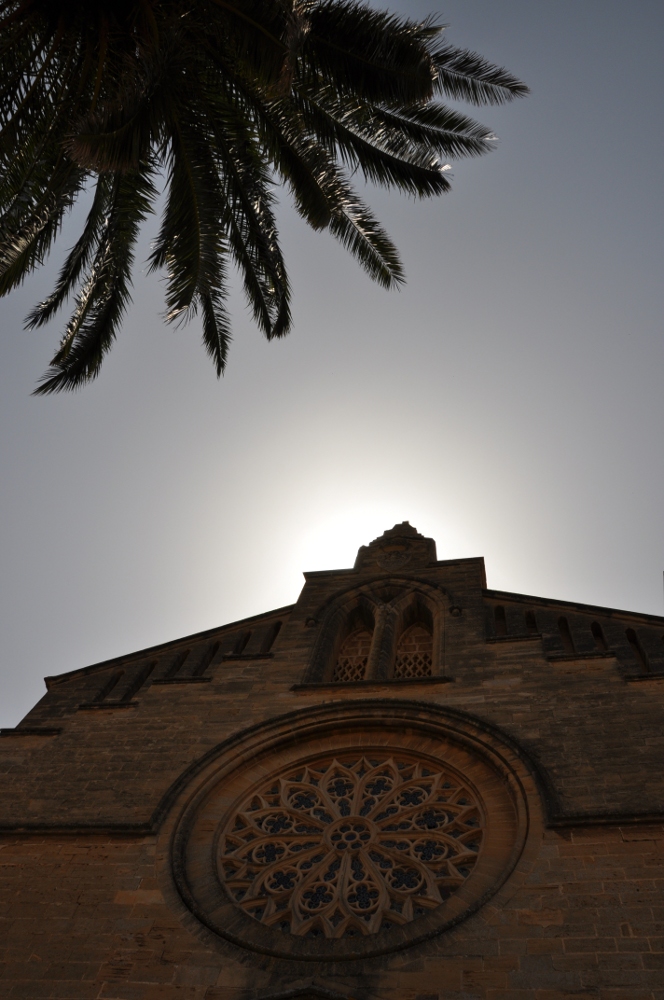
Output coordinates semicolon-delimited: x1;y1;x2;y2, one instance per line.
1;824;663;998
1;526;663;998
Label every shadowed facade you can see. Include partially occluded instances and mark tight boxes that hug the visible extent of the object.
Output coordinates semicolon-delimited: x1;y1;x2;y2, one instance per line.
1;523;663;998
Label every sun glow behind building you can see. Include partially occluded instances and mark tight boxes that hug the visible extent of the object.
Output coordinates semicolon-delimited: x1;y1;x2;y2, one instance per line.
1;0;664;728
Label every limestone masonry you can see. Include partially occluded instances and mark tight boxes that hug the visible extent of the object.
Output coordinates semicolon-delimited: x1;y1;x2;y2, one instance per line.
1;523;663;999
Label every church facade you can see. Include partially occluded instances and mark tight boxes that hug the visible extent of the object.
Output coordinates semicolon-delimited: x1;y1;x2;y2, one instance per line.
1;523;663;999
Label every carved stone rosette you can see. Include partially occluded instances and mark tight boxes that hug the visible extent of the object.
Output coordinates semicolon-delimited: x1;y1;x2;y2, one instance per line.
218;752;483;938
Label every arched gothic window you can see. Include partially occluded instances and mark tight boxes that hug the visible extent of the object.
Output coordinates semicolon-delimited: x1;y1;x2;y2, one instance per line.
305;584;445;685
394;623;433;679
332;628;372;682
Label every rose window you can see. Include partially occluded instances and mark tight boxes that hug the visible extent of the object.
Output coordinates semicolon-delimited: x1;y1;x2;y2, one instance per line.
217;753;483;939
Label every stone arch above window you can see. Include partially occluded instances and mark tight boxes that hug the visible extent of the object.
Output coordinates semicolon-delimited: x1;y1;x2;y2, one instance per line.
303;596;377;684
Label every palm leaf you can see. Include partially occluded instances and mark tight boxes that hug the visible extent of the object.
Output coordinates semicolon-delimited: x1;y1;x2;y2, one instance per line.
33;164;156;393
304;2;438;105
0;0;528;389
148;108;233;372
25;173;112;328
432;42;529;105
0;160;84;296
199;286;232;377
323;164;404;288
359;102;497;160
209;115;291;338
293;91;452;195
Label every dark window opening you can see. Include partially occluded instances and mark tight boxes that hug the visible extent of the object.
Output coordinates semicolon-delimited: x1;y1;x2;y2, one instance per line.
121;662;156;702
261;621;282;653
164;649;190;679
234;631;251;655
626;628;650;673
193;641;220;676
558;617;576;656
525;611;538;635
591;622;609;652
94;670;124;703
494;606;507;637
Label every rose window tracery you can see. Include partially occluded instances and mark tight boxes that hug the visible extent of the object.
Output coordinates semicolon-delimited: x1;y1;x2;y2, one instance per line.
217;753;483;939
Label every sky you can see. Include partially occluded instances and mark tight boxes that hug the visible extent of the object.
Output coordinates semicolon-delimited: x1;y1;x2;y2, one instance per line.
1;0;663;728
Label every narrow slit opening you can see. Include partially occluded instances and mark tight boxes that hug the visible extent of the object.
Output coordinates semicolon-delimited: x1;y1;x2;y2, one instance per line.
626;628;649;673
121;662;156;702
494;606;507;637
164;649;190;679
94;670;124;703
591;622;608;652
234;631;251;655
193;641;220;676
261;621;282;653
557;617;576;656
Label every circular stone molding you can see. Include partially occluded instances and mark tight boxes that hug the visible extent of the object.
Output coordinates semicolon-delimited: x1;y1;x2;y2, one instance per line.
168;701;537;961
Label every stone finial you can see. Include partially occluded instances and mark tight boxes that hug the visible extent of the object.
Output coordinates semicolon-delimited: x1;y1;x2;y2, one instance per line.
353;522;437;572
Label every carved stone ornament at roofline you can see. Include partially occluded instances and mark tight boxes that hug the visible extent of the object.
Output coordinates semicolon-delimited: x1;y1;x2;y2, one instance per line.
354;522;437;573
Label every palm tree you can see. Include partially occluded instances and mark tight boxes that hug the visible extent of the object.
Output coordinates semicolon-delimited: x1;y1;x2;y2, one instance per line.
0;0;527;393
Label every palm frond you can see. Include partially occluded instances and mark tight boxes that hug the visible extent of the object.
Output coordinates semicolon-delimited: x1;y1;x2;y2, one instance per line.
209;115;291;339
293;91;452;195
0;160;84;296
199;286;232;377
25;173;112;328
33;164;156;394
363;102;497;159
148;108;234;372
246;94;335;231
326;170;404;289
304;1;438;105
148;115;225;323
0;0;527;389
66;53;168;173
432;42;529;105
205;0;289;91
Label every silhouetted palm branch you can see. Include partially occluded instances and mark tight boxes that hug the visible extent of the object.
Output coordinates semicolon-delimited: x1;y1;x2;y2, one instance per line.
0;0;527;391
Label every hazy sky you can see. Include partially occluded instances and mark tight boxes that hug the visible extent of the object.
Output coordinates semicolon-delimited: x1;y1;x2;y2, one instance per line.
1;0;663;728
